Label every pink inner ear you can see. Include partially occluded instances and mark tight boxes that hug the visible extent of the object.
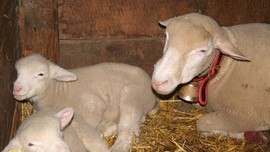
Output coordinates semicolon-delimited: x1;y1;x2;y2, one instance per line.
57;108;74;129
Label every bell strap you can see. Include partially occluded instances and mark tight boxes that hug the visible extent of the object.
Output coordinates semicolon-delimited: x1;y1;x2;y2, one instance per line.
194;51;224;105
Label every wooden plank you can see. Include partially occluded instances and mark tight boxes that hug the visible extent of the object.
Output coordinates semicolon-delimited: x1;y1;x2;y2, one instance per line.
58;0;195;39
19;0;59;62
0;0;20;150
59;38;164;75
205;1;270;26
58;0;270;39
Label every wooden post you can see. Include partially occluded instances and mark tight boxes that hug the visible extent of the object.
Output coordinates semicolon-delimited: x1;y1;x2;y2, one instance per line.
19;0;59;62
0;0;20;150
10;0;59;141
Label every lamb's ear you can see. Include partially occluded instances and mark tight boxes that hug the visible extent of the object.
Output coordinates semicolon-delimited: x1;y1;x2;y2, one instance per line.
55;107;74;129
159;17;175;27
2;137;22;152
215;28;250;61
50;64;77;81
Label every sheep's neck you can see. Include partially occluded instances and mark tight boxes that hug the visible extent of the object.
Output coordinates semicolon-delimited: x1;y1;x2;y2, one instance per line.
35;80;69;108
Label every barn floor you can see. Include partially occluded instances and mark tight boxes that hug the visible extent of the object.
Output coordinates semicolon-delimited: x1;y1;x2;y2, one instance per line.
126;99;270;152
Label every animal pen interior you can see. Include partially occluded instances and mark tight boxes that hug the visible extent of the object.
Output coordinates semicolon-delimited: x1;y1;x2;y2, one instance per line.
1;0;270;151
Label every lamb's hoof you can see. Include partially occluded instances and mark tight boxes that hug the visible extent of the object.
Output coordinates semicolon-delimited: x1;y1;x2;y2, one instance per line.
97;122;117;137
110;141;130;152
244;131;269;144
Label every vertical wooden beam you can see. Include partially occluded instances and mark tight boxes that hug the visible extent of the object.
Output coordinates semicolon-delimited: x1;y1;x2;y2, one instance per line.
10;0;59;144
19;0;59;62
0;0;19;150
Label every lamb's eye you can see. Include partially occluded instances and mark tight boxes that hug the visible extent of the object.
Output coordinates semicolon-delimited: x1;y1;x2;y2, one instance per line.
200;50;207;53
35;72;46;78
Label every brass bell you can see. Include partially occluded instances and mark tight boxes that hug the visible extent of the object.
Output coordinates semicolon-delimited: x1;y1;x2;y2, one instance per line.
177;81;199;102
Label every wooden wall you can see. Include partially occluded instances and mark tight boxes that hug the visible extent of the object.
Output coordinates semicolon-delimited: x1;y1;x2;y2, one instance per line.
58;0;270;39
58;0;270;75
0;0;20;150
19;0;58;61
17;0;270;74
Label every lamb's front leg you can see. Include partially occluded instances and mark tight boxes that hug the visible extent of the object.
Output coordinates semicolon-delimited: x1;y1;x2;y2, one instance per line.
110;104;143;152
97;105;119;137
72;115;110;152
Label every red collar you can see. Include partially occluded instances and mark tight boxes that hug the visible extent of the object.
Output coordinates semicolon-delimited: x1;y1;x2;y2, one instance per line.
193;51;225;105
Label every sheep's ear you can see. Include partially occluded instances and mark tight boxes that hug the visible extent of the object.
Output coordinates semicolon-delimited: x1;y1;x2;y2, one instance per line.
50;64;77;82
215;28;250;61
2;137;22;152
159;17;179;27
159;18;174;27
55;107;74;129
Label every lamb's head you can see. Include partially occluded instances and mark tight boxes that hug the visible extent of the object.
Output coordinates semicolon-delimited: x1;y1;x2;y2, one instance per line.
13;54;77;101
3;107;74;152
152;13;249;95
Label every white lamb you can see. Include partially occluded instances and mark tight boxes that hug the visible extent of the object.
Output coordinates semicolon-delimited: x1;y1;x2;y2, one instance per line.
13;54;158;152
2;107;82;152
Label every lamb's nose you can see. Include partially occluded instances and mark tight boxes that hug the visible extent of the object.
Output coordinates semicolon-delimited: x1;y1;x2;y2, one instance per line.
13;86;22;93
153;80;168;87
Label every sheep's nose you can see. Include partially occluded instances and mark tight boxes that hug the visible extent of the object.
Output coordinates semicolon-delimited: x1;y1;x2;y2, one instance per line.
13;86;22;93
153;80;168;87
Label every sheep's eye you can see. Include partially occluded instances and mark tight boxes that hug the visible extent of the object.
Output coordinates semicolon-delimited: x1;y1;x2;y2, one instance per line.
200;50;207;53
35;72;46;78
28;143;34;147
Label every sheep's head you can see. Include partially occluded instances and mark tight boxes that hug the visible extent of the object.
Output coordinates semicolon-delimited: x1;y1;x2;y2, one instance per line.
152;13;249;95
3;107;74;152
13;54;77;101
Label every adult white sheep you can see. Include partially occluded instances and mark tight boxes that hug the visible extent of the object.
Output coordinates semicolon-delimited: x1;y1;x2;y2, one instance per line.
3;107;82;152
13;54;158;152
152;13;270;142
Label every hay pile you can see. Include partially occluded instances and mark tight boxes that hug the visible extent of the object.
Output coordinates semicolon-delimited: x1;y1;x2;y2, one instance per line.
129;99;270;152
22;99;269;152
